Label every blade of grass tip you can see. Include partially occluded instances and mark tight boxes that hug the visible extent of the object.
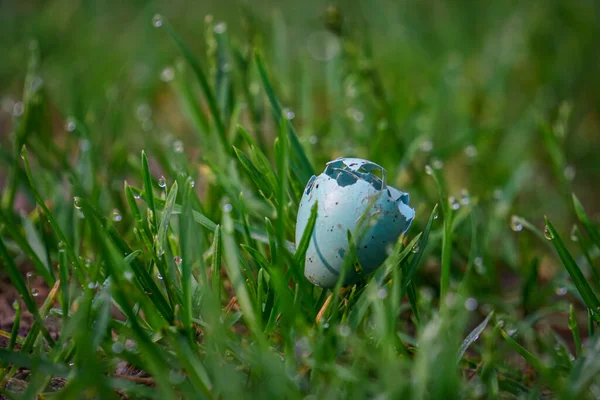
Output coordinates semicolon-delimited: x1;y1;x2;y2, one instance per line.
254;50;314;183
500;329;545;373
403;204;438;286
233;146;277;202
275;120;290;260
124;181;143;223
20;146;85;283
573;194;600;248
211;225;223;300
141;151;158;232
457;312;493;363
545;217;600;321
159;16;227;153
568;304;582;358
179;179;196;341
294;201;318;268
158;181;178;258
427;164;452;302
0;237;54;346
7;302;21;352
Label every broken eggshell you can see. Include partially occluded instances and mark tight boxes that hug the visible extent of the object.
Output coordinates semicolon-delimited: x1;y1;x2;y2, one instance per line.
295;157;415;288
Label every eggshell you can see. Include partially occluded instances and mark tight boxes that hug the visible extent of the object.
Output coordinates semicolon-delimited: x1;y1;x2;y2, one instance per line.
296;158;415;288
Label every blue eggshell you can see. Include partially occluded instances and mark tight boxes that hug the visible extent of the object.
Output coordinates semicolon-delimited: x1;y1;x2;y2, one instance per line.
296;157;415;288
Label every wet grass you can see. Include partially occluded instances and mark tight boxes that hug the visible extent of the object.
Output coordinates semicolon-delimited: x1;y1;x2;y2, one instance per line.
1;1;600;398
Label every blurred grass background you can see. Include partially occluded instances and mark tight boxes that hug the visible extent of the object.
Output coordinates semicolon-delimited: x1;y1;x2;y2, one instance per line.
1;0;600;397
1;0;599;210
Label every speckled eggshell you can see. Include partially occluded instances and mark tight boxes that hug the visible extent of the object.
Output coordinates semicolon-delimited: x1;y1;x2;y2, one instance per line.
296;158;415;288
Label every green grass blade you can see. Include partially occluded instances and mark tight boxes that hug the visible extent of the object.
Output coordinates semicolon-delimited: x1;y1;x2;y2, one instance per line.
254;50;314;184
545;217;600;321
573;194;600;248
160;17;227;151
157;181;178;257
21;146;85;283
0;237;54;346
141;150;158;232
211;225;223;300
457;312;493;363
293;201;318;267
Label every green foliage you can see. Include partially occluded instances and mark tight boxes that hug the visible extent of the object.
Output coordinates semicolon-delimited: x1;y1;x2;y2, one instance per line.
1;1;600;398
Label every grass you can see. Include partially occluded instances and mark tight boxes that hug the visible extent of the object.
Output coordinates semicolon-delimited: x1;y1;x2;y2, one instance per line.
1;1;600;398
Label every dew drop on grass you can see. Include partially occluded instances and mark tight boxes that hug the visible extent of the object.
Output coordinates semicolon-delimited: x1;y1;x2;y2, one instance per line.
190;180;195;188
432;158;444;170
133;193;141;200
157;273;163;280
464;297;478;311
112;342;124;354
65;117;77;132
570;225;578;242
73;196;82;209
158;176;167;188
223;203;233;213
377;288;388;299
544;225;554;240
152;14;164;28
309;135;318;145
464;144;478;158
136;103;152;121
173;256;182;265
425;165;433;175
420;139;433;152
474;257;486;274
13;102;24;117
555;286;567;296
510;215;523;232
31;288;39;297
12;300;19;310
26;272;34;279
564;165;576;181
124;271;133;281
173;140;184;153
283;108;295;120
346;107;364;123
449;196;460;210
160;67;175;82
338;324;351;337
411;241;420;253
112;209;122;222
460;189;470;205
214;22;227;34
